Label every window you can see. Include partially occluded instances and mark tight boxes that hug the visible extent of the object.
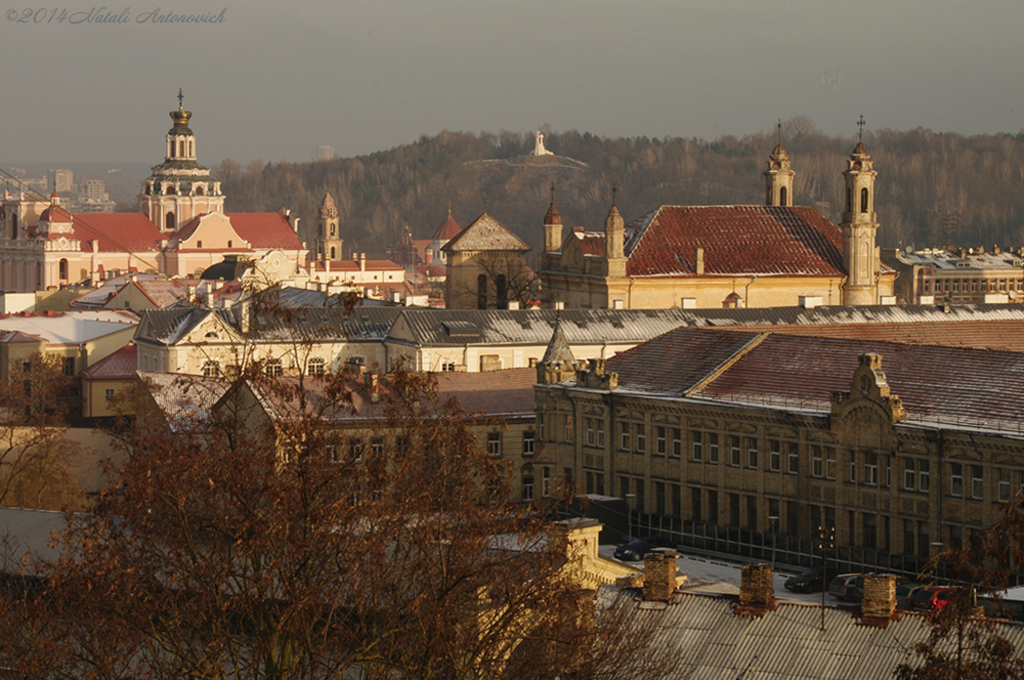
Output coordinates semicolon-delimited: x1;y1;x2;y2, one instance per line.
620;422;630;450
708;433;719;464
104;388;115;401
691;487;702;522
202;360;220;377
860;187;869;212
769;440;780;472
863;513;877;549
584;418;604;447
904;458;916;490
849;452;857;483
655;481;666;515
999;469;1011;503
635;479;645;511
371;438;384;457
308;357;326;375
522;472;534;502
477;274;488;310
903;519;915;555
919;460;930;492
636;426;645;454
729;493;740;527
564;415;574;443
542;467;551;497
730;436;741;467
951;462;963;497
656;426;667;456
691;431;703;462
62;357;75;376
746;495;757;530
746;438;758;469
522;432;535;457
396;436;410;454
487;433;502;457
441;362;456;372
349;438;363;463
826;447;837;480
972;465;984;500
812;445;823;477
864;452;878;486
707;490;719;524
672;428;682;458
265;358;283;377
787;442;798;474
671;484;681;516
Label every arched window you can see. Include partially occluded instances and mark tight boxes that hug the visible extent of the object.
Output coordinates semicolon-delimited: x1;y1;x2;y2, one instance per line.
330;224;336;236
227;240;232;248
58;258;68;280
189;140;193;156
202;360;220;377
779;187;788;207
196;241;203;249
11;213;17;238
165;184;176;195
330;246;336;259
265;358;283;377
165;212;175;232
846;188;852;213
145;183;152;196
195;185;205;196
179;141;185;157
860;187;869;213
477;274;488;310
496;274;508;310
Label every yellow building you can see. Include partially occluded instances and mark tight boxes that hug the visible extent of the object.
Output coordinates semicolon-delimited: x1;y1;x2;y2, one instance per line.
540;142;895;309
442;212;533;310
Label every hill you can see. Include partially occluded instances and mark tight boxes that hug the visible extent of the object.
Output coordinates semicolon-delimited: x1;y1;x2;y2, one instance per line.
213;119;1024;260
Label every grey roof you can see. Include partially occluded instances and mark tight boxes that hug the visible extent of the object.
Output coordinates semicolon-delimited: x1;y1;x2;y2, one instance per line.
896;247;1024;271
387;304;1024;349
619;589;1024;679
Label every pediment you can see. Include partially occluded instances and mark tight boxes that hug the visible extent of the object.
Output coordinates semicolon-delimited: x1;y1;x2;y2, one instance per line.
830;353;906;450
178;213;250;251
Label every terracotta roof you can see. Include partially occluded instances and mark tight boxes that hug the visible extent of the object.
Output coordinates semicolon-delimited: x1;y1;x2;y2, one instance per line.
576;231;607;257
69;213;163;253
0;330;44;344
434;368;536;418
622;206;845;278
543;202;562;226
441;212;530;253
224;213;303;250
80;344;137;380
710;319;1024;353
40;204;72;223
432;209;462;241
607;326;1024;431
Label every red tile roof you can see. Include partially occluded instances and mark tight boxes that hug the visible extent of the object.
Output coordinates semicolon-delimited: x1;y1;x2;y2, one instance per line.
622;206;845;278
432;210;462;241
70;213;163;253
577;232;606;257
80;344;137;380
224;213;304;250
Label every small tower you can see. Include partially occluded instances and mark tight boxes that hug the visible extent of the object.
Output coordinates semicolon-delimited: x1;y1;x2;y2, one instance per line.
316;191;343;260
840;117;880;306
604;185;626;279
537;318;577;384
764;122;795;207
543;183;563;254
139;90;224;234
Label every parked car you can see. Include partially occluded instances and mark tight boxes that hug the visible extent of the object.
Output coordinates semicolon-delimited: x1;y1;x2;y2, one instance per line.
895;583;929;610
784;567;830;593
910;586;959;611
828;573;862;600
613;536;676;561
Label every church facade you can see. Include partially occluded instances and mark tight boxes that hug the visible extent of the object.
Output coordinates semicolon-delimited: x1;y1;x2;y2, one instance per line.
539;141;895;309
0;93;307;293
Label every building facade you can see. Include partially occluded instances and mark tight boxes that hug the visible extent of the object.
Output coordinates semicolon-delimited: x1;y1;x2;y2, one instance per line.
882;245;1024;305
535;325;1024;575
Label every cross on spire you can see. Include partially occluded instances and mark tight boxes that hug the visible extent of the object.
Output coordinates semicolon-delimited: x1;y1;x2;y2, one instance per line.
550;182;556;203
611;182;618;206
177;88;184;110
776;119;782;145
857;114;866;142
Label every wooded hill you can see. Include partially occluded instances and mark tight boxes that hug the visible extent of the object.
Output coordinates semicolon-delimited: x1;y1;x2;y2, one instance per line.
213;118;1024;262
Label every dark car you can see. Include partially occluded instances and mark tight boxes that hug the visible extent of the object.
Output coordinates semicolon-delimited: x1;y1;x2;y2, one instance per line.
613;536;676;561
896;583;929;610
828;573;861;600
784;567;830;593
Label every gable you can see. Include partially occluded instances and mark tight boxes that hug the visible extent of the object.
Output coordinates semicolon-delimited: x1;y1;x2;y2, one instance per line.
169;213;249;252
442;213;531;253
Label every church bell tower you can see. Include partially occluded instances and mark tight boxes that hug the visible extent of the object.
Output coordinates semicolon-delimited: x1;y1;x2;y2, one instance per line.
840;117;880;306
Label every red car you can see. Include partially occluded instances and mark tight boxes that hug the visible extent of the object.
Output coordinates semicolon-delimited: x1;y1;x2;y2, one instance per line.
910;586;959;611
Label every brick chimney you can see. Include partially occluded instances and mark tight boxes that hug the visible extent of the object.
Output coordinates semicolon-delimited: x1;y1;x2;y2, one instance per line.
861;573;896;620
643;551;678;602
739;563;773;608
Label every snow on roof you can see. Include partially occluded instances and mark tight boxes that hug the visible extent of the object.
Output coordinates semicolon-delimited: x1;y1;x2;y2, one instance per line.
0;310;138;345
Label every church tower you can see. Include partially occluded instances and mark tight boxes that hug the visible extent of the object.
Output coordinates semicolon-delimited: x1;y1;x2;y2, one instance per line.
139;90;225;234
316;191;343;260
543;183;563;267
764;123;795;207
840;119;880;306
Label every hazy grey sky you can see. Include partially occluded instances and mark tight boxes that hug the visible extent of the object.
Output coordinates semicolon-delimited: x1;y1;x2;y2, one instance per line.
4;0;1023;164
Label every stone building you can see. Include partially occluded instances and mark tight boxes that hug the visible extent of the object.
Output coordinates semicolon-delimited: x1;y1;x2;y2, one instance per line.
534;325;1024;575
882;245;1024;305
539;142;896;310
442;212;533;310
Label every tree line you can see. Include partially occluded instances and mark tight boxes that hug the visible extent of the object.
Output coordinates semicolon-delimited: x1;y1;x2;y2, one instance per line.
214;118;1024;261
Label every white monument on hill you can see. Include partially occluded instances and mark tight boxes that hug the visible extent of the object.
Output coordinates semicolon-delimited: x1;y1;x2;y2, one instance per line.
532;131;554;156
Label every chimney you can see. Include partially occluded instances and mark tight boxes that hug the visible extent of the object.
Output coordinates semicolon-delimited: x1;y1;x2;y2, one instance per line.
643;551;678;602
861;573;896;620
364;371;379;403
995;244;1001;254
739;563;773;608
696;247;705;275
359;253;366;272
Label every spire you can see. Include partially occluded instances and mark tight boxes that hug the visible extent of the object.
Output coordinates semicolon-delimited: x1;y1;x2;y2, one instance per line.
764;124;795;207
544;182;561;226
537;318;577;384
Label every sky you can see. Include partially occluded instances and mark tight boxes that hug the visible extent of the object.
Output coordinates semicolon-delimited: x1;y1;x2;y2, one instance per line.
4;0;1023;165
